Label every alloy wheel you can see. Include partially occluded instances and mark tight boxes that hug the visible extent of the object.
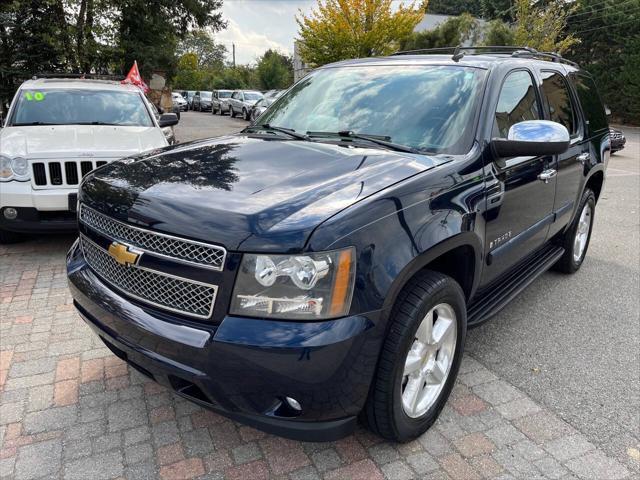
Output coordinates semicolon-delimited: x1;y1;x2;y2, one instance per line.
573;203;592;262
401;303;457;418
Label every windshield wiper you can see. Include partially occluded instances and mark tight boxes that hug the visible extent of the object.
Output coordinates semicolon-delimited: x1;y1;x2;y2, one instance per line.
243;124;309;141
73;122;120;126
307;130;419;154
11;122;60;126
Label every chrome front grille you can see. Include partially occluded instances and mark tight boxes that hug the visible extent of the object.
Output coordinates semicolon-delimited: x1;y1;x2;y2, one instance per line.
80;235;217;319
79;205;226;270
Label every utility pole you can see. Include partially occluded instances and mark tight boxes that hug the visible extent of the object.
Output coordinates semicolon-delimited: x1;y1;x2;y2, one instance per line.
232;43;236;68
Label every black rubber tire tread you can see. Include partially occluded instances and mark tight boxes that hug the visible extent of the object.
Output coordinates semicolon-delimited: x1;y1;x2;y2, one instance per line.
553;188;596;274
0;229;25;244
364;270;466;441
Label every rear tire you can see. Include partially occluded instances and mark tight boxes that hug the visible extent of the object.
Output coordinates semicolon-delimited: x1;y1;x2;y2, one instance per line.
364;271;466;442
0;229;25;244
553;188;596;273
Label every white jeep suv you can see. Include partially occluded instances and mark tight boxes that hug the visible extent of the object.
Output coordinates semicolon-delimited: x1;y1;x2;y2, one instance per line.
0;77;177;243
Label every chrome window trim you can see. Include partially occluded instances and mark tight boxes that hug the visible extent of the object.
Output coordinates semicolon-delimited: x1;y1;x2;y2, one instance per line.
80;234;218;319
79;204;227;271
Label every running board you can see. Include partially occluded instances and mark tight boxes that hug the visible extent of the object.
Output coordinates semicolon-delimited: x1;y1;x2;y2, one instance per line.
467;245;565;327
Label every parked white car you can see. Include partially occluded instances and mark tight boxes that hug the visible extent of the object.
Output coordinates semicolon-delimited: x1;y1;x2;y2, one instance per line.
0;77;178;243
171;92;188;111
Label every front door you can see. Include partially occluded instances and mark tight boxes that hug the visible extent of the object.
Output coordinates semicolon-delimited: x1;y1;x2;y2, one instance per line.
539;69;588;235
481;69;557;287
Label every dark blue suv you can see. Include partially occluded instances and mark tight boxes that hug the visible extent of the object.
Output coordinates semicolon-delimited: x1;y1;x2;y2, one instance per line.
67;47;610;442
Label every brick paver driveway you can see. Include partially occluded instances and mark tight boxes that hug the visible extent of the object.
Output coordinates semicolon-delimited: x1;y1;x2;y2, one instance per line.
0;115;637;479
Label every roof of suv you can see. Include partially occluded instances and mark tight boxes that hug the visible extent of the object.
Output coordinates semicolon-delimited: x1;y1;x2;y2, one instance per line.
329;54;578;71
19;78;142;92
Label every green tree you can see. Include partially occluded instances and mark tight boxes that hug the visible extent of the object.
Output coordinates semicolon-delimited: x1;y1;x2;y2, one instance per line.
565;0;640;123
256;50;293;90
400;13;480;50
172;53;204;90
0;0;71;107
511;0;578;54
296;0;426;66
482;19;514;46
177;29;227;69
427;0;481;17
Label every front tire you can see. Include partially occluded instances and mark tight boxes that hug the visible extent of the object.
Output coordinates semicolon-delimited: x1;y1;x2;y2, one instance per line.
364;271;466;442
553;188;596;273
242;108;249;121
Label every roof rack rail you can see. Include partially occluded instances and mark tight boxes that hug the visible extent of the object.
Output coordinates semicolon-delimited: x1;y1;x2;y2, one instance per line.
392;45;578;67
30;73;125;81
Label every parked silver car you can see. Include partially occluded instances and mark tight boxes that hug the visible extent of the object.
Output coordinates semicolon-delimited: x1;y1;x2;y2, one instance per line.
228;90;263;120
212;90;233;115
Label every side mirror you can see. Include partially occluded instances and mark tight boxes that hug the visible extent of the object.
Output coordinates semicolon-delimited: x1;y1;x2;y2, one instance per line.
492;120;570;158
159;113;179;128
604;105;612;116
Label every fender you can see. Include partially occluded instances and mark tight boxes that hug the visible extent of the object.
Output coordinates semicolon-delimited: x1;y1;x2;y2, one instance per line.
381;231;483;314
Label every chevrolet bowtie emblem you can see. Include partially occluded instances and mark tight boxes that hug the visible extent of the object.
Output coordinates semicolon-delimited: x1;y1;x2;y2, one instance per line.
108;242;141;267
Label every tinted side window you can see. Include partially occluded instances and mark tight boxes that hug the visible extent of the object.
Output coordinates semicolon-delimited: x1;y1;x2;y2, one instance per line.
569;73;607;132
541;71;578;136
494;70;541;138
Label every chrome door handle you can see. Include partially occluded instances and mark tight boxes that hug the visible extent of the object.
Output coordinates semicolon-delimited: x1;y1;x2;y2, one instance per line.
538;169;557;183
577;153;590;165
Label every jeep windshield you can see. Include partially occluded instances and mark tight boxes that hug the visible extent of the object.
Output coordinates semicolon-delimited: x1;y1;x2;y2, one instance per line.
10;89;154;127
258;65;486;155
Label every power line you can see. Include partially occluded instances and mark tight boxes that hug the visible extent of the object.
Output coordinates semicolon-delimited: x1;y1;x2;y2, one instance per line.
567;6;640;27
571;16;640;34
565;0;637;19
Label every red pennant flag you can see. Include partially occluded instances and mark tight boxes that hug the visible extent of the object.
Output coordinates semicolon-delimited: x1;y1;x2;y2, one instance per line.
121;61;149;93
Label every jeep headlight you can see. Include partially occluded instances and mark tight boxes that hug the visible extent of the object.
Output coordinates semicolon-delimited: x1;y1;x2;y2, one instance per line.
230;247;356;320
0;155;30;181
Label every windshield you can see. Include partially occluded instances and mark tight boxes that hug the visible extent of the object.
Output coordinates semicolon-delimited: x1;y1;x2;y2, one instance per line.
11;89;153;127
201;92;212;99
219;91;232;98
259;65;486;154
244;92;263;101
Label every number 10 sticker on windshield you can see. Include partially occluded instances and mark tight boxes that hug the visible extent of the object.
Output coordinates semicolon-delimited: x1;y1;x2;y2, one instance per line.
24;91;46;101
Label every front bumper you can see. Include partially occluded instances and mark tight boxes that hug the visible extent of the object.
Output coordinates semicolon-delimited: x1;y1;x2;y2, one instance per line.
66;240;383;441
1;182;77;232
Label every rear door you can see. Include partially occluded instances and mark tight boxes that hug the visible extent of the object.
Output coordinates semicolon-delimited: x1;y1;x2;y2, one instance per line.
481;69;557;286
538;69;588;235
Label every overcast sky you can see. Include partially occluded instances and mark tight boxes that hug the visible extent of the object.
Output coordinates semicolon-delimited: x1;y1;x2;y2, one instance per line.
215;0;418;65
216;0;316;65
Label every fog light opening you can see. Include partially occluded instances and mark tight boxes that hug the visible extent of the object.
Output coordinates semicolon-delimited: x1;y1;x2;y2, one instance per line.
3;207;18;220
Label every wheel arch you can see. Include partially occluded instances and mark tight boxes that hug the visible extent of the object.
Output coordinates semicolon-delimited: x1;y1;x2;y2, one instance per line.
585;168;605;203
382;232;482;314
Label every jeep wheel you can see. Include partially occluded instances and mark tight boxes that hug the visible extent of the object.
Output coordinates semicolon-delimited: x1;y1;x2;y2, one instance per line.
230;106;235;118
242;108;249;121
0;229;25;244
553;188;596;273
364;271;466;441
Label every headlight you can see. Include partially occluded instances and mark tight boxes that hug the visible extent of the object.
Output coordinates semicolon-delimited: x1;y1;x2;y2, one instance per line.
230;247;356;320
0;155;30;181
11;157;29;179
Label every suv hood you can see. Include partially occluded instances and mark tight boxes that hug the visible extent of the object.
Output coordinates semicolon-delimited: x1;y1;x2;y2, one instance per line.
81;135;449;251
0;125;167;159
